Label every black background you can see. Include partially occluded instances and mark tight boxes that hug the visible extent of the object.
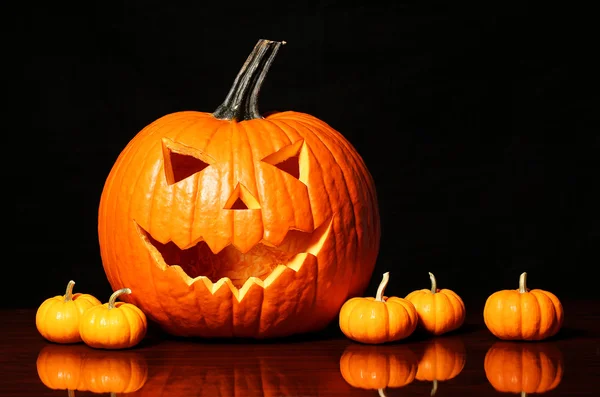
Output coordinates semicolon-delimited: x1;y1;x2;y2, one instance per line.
6;2;597;309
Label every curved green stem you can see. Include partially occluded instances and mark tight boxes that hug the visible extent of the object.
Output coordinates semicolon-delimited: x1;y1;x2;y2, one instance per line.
429;272;437;293
375;272;390;302
431;379;438;396
519;272;528;293
213;39;286;121
108;288;131;309
63;280;76;302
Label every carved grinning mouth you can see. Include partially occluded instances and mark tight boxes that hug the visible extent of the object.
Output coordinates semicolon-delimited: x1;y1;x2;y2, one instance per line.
136;218;332;290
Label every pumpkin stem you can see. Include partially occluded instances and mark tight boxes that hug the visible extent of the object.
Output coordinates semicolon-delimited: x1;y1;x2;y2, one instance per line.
63;280;76;302
431;379;438;396
68;389;75;397
375;272;390;302
519;272;528;293
108;288;132;309
521;392;527;397
213;39;286;121
429;272;437;293
377;388;387;397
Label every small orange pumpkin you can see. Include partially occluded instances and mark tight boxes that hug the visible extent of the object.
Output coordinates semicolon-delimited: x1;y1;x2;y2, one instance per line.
339;343;418;396
339;272;418;344
36;344;148;395
483;272;563;341
405;272;465;335
415;336;466;395
484;341;564;396
79;288;147;349
36;280;101;344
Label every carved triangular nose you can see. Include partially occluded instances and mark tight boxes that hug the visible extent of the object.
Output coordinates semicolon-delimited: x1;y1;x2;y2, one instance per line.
223;183;261;210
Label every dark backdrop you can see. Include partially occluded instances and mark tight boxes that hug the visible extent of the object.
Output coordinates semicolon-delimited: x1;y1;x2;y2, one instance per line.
5;2;597;309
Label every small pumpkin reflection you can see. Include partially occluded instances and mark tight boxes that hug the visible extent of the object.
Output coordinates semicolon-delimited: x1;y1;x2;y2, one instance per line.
339;343;419;396
127;340;354;396
415;336;466;395
36;344;148;395
484;341;564;396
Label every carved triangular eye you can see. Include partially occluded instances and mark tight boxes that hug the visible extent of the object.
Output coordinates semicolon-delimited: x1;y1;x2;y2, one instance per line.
162;138;215;185
261;139;304;180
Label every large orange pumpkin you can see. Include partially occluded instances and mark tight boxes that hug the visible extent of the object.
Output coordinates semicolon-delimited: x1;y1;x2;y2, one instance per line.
484;341;564;396
97;39;380;338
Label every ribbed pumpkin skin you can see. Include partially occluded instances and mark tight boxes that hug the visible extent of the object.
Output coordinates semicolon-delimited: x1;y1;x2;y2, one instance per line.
98;110;380;338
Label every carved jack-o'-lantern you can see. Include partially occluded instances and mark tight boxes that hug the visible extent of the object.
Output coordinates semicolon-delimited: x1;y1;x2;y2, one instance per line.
98;39;380;338
36;344;148;395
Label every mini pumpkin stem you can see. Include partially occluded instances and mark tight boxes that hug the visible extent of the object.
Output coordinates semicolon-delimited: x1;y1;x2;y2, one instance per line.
521;392;527;397
431;379;438;396
213;39;286;121
375;272;390;302
377;388;387;397
63;280;76;302
519;272;528;293
429;272;437;293
108;288;132;309
68;389;75;397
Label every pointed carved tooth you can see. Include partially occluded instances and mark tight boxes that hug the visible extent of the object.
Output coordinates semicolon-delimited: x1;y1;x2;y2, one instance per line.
136;223;168;270
233;277;265;337
191;276;236;299
286;252;309;272
211;277;237;295
202;233;232;254
263;265;289;288
306;217;333;256
259;255;319;337
188;275;235;337
182;276;265;302
170;234;200;251
169;265;194;285
238;277;265;301
262;228;289;248
135;220;196;254
193;275;214;291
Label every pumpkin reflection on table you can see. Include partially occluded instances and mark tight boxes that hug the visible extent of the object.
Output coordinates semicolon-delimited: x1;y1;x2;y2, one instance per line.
413;335;466;395
484;341;564;396
126;339;359;397
36;344;148;396
339;342;419;396
339;334;466;396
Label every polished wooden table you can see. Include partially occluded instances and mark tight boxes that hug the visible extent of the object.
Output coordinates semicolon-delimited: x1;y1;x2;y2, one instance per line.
2;300;598;396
